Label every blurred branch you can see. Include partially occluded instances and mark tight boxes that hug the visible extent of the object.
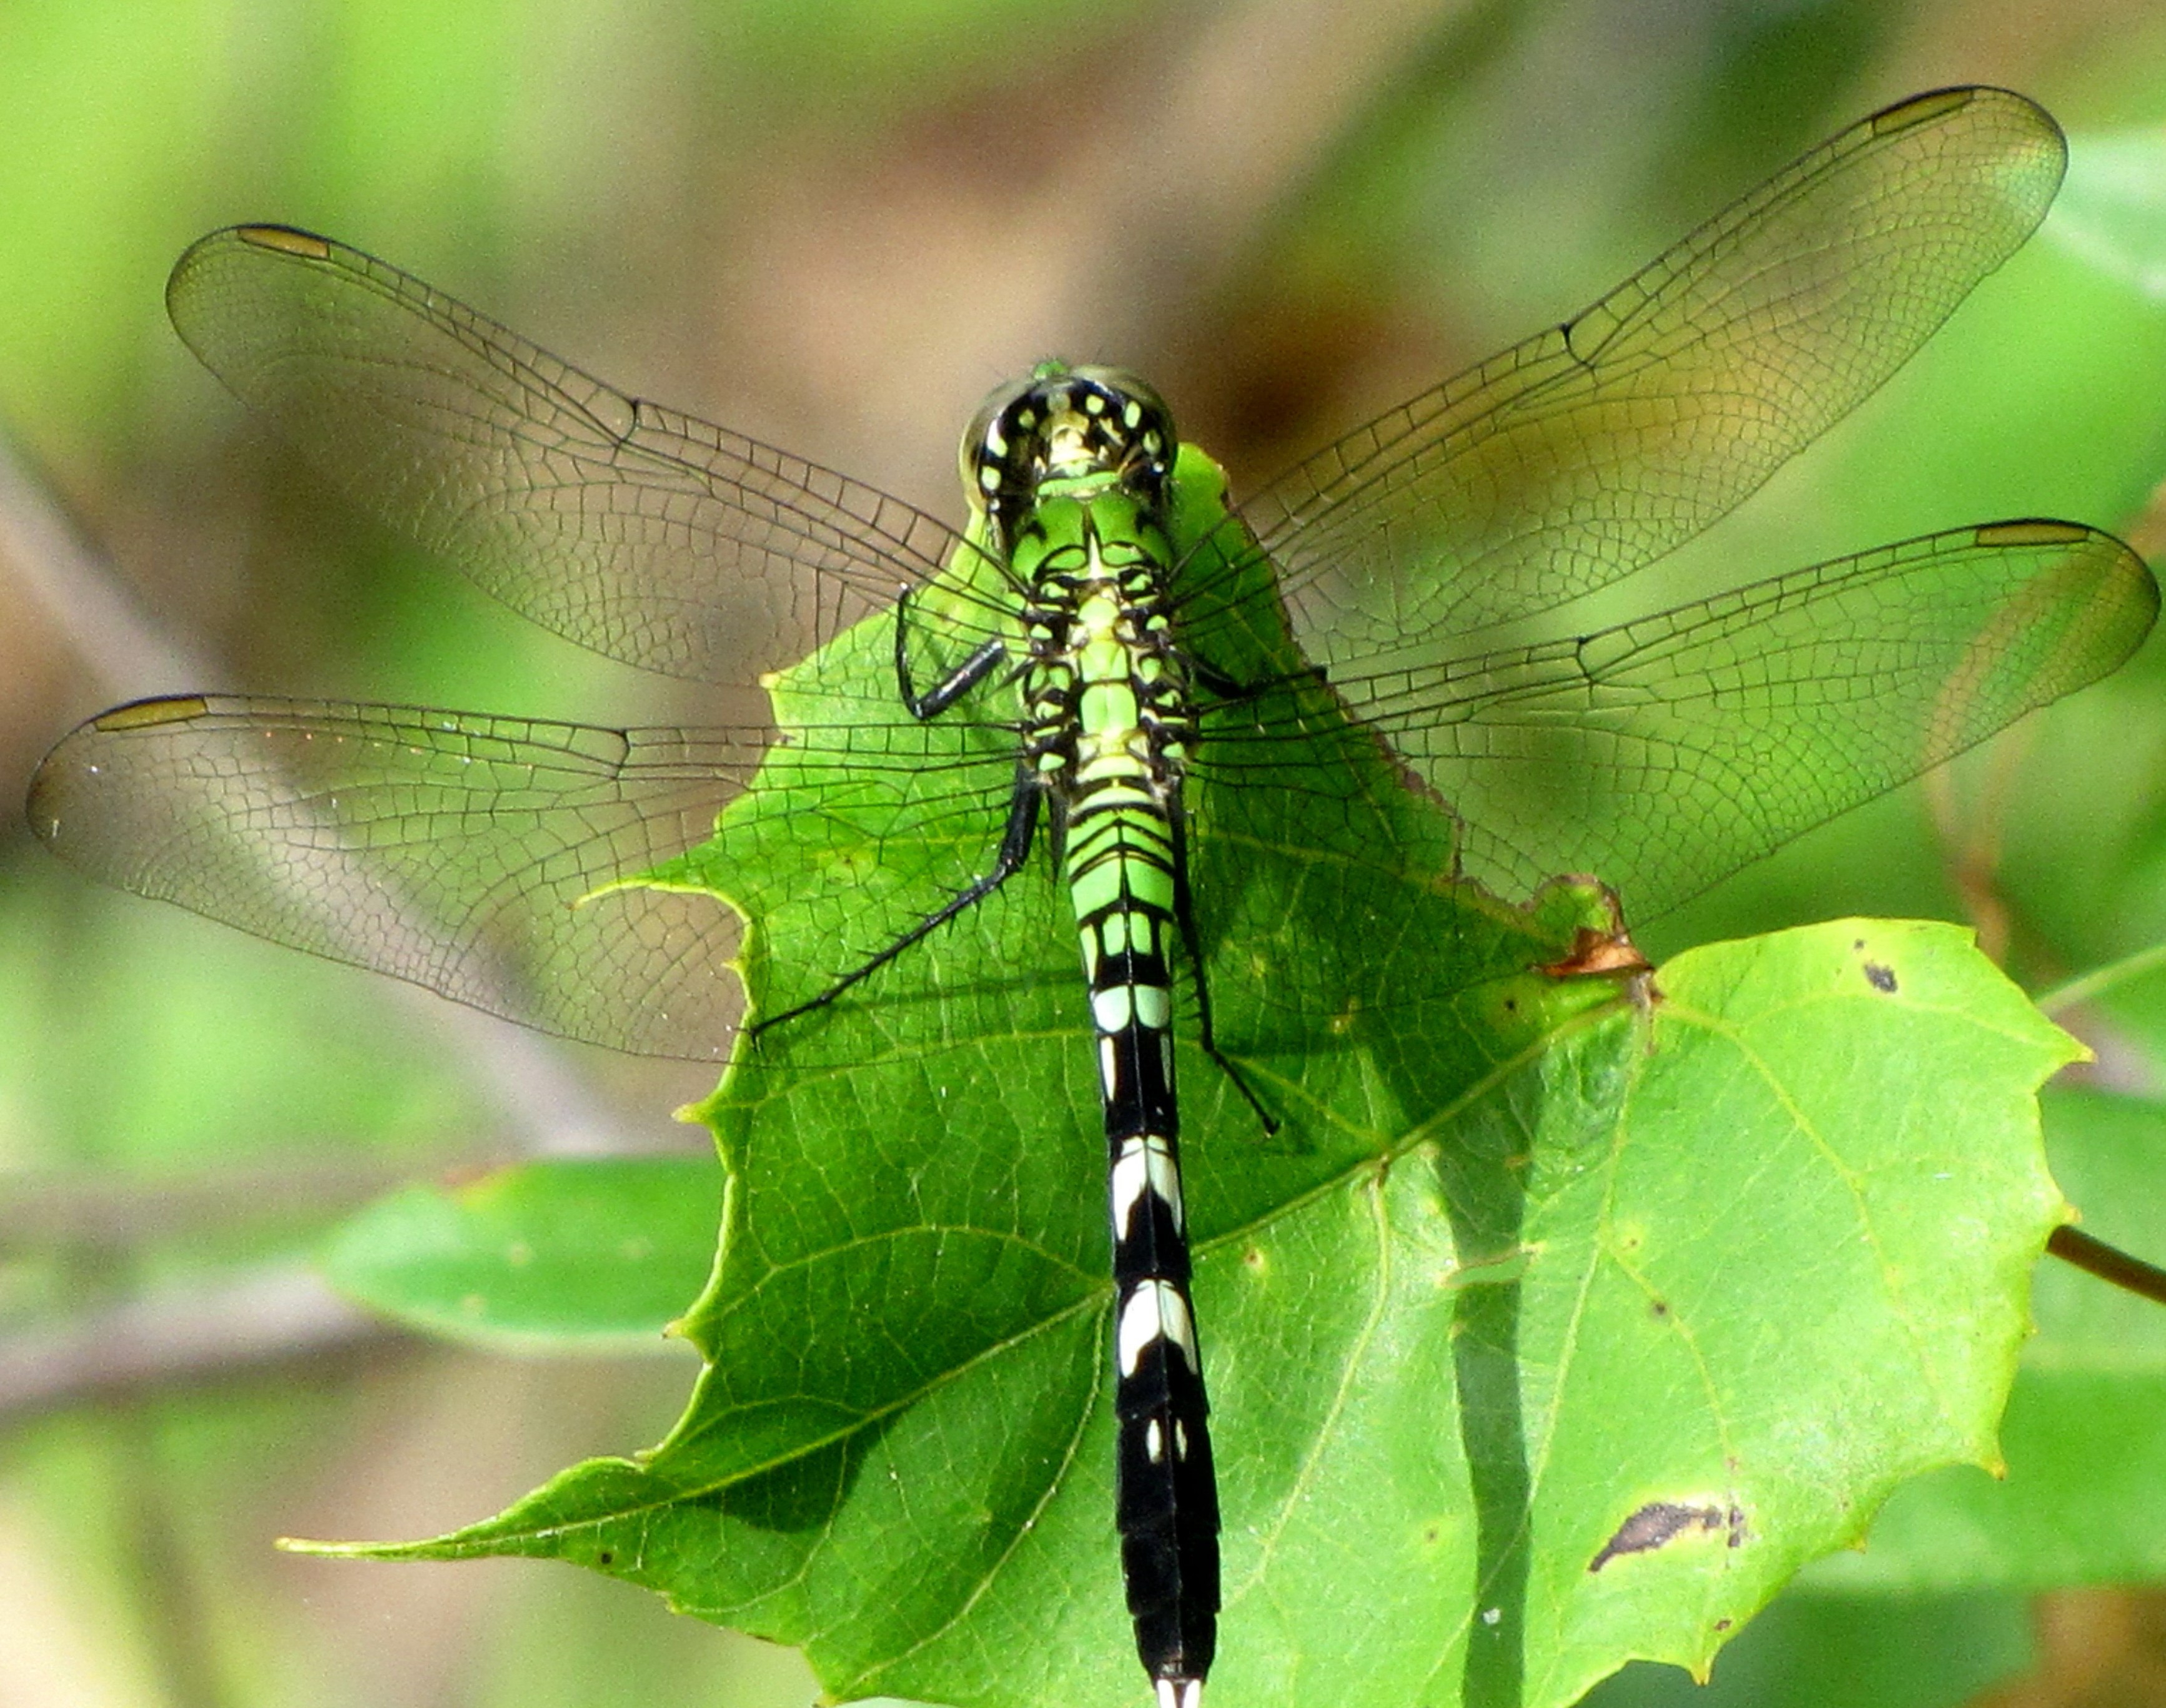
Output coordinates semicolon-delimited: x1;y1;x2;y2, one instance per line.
0;429;668;1158
1112;0;1463;320
2037;939;2166;1015
2125;463;2166;565
0;430;210;694
0;1261;404;1425
1071;0;1476;357
111;1401;229;1708
0;1156;490;1251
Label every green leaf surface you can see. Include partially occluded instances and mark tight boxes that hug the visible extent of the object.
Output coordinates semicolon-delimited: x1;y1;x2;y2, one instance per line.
292;452;2080;1708
1806;1084;2166;1592
320;1157;721;1353
309;918;2072;1708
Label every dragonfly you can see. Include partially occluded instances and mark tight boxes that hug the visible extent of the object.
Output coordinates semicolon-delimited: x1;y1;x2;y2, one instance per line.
26;86;2158;1708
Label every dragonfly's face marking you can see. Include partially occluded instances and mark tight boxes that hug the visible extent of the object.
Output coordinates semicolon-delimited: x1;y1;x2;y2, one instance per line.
962;364;1177;547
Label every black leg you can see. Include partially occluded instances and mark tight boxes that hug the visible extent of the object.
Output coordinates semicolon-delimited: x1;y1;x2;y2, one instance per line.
751;767;1043;1037
896;586;1009;719
1187;656;1254;703
1167;811;1278;1135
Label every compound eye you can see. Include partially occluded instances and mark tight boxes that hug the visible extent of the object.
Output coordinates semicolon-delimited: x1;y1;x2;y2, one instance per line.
1066;366;1175;450
961;376;1034;511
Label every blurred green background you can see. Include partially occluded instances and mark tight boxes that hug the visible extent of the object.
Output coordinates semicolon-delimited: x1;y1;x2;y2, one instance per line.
7;2;2166;1705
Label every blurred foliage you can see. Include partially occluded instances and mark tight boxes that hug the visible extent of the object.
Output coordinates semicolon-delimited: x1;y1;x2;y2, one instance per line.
7;2;2166;1706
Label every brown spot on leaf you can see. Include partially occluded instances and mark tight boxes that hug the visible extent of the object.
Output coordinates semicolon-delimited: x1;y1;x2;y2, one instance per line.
1588;1501;1747;1571
1864;961;1897;994
1541;924;1653;979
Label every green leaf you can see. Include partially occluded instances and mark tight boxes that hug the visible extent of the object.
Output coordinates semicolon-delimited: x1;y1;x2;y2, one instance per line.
1805;1084;2166;1592
295;483;2078;1708
306;919;2070;1708
321;1157;721;1353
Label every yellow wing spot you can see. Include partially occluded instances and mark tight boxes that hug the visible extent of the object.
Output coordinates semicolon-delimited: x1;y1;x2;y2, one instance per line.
1975;520;2085;548
94;696;209;731
1874;86;1969;136
236;225;332;259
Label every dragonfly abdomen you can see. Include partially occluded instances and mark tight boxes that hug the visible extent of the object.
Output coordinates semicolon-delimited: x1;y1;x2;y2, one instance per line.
1072;815;1219;1706
1051;606;1218;1704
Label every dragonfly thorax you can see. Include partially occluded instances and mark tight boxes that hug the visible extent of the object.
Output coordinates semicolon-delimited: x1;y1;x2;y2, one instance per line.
1017;525;1195;799
962;363;1176;553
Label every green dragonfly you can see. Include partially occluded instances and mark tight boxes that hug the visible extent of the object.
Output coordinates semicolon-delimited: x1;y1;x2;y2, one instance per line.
26;86;2157;1708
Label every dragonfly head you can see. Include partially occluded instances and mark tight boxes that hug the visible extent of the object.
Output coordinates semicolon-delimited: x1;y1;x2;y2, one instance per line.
962;363;1177;544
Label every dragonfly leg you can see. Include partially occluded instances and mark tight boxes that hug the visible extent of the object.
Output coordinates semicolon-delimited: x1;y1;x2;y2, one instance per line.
1186;656;1253;703
895;586;1009;718
750;767;1042;1037
1168;811;1278;1136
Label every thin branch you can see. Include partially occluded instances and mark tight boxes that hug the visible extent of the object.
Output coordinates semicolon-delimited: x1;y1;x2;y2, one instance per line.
2047;1225;2166;1307
0;427;665;1157
0;1155;488;1251
2035;941;2166;1017
0;428;211;693
0;1262;403;1425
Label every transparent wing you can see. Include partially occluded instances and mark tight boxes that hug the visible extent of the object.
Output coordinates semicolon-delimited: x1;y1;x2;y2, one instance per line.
1199;523;2157;921
166;226;992;686
1226;86;2067;674
25;694;1024;1059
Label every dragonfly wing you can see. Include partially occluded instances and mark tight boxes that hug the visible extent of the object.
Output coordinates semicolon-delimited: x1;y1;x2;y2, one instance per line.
1232;87;2066;672
27;696;767;1058
1299;522;2157;921
166;227;985;685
